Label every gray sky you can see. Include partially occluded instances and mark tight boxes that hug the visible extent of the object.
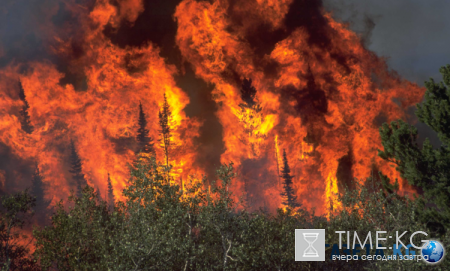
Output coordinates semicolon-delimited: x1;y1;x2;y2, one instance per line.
324;0;450;86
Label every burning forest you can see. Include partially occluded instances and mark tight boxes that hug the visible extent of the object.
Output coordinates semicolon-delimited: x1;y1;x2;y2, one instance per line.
0;0;425;219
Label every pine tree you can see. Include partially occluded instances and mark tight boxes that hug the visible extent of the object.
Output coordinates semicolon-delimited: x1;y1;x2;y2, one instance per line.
69;140;87;197
107;173;115;207
378;64;450;231
95;185;103;202
136;102;155;157
31;163;45;203
18;81;34;134
31;163;51;225
280;149;300;209
159;93;172;167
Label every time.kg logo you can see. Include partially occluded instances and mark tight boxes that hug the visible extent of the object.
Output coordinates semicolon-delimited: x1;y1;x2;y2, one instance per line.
295;229;325;261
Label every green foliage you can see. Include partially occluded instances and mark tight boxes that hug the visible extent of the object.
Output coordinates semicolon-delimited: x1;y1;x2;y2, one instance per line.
33;159;323;270
113;159;194;270
0;190;38;271
417;65;450;145
233;208;321;270
378;65;450;228
326;179;449;270
34;187;115;271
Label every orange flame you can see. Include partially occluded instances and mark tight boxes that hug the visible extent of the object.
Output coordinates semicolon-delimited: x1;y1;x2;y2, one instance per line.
0;0;425;216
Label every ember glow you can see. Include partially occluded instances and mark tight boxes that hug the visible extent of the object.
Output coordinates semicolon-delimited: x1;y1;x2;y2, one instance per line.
0;0;424;216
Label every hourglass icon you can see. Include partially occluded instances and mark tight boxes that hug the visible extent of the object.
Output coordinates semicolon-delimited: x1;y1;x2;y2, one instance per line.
303;232;319;257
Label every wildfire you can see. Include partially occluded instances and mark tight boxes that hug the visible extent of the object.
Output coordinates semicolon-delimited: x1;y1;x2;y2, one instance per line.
0;0;424;216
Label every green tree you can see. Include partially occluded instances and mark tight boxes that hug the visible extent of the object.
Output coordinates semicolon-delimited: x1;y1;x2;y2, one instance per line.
34;158;205;270
233;208;320;270
0;190;38;271
280;149;300;209
194;163;243;270
158;93;172;167
34;186;114;270
136;102;155;157
378;64;450;229
69;140;87;198
326;178;450;270
18;81;33;134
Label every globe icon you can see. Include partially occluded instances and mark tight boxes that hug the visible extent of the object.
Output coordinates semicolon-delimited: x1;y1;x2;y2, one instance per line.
421;240;445;264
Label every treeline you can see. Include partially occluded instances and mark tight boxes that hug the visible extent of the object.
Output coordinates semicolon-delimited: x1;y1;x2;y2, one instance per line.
1;66;450;270
12;87;176;226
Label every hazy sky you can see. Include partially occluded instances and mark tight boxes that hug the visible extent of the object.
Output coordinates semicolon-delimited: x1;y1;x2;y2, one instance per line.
324;0;450;86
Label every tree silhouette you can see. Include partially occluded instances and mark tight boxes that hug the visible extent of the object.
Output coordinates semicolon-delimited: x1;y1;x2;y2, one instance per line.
31;163;51;225
107;173;115;208
159;93;172;167
280;149;300;209
240;78;257;108
238;78;264;156
136;102;155;157
18;81;33;134
69;140;87;197
95;185;103;202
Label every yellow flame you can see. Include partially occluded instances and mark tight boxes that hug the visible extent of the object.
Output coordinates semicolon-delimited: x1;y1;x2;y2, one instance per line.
325;172;341;217
299;141;313;160
274;135;281;188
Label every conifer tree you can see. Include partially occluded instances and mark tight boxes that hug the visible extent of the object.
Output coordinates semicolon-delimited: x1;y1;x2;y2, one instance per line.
69;140;87;197
31;162;51;225
18;81;34;134
136;102;155;157
107;173;115;207
94;185;102;202
31;163;45;203
159;93;172;167
379;64;450;229
280;149;300;209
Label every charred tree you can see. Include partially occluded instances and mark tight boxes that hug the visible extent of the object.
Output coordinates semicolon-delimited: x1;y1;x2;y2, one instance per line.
18;81;34;134
107;173;115;208
136;102;155;157
240;78;257;108
280;149;300;209
31;163;51;225
158;93;172;167
238;78;264;157
69;140;87;197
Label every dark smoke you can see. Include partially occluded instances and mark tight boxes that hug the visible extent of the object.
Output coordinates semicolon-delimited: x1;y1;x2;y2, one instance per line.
227;0;354;74
103;0;182;65
323;0;450;148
